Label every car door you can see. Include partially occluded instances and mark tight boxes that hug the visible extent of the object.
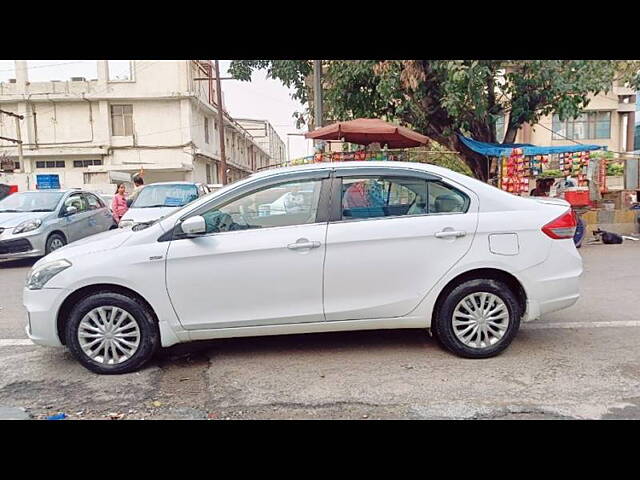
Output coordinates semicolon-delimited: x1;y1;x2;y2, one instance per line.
83;192;113;233
165;174;331;330
61;193;92;242
323;170;479;321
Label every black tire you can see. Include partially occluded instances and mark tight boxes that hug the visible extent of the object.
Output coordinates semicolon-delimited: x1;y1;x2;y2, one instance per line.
65;291;160;374
45;233;67;255
432;279;521;359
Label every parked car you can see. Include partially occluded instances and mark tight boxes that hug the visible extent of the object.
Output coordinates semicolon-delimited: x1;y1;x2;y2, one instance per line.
117;182;210;228
0;189;116;260
24;161;582;374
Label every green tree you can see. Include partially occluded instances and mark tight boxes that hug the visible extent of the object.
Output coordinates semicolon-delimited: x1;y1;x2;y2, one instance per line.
229;60;640;180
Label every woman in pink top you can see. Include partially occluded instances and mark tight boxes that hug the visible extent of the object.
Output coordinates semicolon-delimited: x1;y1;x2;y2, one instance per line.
111;183;129;224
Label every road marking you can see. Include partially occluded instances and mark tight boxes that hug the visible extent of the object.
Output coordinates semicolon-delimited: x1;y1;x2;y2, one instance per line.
522;321;640;330
0;339;34;346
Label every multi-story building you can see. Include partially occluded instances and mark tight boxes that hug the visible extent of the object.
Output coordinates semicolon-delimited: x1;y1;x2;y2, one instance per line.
496;82;636;153
235;119;287;167
0;60;271;193
496;82;638;189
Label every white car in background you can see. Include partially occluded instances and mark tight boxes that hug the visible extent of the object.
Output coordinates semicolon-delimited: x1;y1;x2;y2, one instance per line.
118;182;210;228
24;161;582;374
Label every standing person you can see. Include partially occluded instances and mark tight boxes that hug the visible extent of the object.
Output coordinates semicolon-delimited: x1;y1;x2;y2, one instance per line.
111;183;129;225
127;175;145;206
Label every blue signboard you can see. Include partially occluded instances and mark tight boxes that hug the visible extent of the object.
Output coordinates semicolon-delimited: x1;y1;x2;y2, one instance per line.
36;174;60;190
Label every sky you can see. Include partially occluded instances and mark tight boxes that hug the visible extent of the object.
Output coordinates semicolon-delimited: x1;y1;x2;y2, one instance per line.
0;60;313;160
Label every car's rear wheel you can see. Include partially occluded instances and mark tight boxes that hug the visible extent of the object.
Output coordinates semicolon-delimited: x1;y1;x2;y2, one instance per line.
433;279;521;358
45;233;66;255
65;292;160;374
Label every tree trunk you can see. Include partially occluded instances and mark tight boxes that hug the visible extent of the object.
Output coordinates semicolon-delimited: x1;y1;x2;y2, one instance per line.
422;129;489;181
454;136;489;181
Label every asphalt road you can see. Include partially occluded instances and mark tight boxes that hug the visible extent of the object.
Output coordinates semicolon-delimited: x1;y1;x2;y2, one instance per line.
1;241;640;420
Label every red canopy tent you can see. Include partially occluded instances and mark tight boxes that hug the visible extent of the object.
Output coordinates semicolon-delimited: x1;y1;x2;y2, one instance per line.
305;118;428;149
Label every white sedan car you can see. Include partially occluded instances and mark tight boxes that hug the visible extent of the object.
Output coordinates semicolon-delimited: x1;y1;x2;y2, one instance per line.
24;162;582;374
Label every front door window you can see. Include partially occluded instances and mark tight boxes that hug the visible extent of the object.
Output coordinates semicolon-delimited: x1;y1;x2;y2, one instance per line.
198;179;323;233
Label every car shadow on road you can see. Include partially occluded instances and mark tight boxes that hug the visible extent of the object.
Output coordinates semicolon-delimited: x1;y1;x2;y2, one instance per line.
0;258;38;269
156;329;440;363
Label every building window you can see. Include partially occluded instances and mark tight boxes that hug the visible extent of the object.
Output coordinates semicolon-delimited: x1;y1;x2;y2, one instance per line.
552;112;611;140
111;105;133;136
73;159;103;168
204;117;210;144
36;160;65;168
108;60;133;82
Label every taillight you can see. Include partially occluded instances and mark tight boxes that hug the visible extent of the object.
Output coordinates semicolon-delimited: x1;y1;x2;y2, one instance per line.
542;210;577;239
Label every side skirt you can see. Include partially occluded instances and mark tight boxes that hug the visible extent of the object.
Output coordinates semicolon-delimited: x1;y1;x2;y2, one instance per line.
182;316;428;342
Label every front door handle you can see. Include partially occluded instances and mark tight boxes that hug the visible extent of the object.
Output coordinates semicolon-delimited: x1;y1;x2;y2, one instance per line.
435;230;467;239
287;239;321;250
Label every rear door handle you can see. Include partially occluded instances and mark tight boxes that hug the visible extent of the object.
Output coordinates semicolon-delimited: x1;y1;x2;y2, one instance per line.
435;230;467;239
287;240;321;250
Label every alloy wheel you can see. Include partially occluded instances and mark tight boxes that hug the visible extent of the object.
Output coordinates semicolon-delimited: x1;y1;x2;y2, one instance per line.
77;306;141;365
50;238;65;250
451;292;510;349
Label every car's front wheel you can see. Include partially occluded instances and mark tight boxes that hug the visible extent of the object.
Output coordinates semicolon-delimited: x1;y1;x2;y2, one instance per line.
45;233;66;255
65;292;160;374
433;279;521;358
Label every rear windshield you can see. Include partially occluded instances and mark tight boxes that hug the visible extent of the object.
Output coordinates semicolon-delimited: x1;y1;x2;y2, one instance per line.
0;191;64;212
131;184;198;208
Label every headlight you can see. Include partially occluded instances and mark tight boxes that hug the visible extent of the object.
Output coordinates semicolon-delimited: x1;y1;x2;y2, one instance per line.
26;259;72;290
119;219;134;228
13;218;42;234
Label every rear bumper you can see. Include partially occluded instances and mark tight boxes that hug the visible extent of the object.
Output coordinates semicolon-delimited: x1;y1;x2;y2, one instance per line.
520;239;583;322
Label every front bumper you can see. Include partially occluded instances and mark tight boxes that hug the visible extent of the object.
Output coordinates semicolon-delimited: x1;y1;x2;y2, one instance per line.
0;230;47;259
23;287;69;347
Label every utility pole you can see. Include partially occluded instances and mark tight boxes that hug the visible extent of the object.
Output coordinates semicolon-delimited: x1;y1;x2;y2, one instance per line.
214;60;228;185
313;60;323;129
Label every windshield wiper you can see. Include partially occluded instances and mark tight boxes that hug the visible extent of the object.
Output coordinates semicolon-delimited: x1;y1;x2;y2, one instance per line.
29;209;53;212
0;209;22;213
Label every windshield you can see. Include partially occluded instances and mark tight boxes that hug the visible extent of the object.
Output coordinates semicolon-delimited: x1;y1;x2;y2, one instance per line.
131;184;199;208
0;191;64;212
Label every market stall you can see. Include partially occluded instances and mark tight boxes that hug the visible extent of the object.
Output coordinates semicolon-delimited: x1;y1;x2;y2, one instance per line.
458;135;607;201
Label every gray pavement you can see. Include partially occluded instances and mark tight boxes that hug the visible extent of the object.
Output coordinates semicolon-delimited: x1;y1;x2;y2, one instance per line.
1;242;639;420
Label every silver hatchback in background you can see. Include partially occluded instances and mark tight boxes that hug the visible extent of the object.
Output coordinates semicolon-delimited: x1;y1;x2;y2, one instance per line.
0;189;116;259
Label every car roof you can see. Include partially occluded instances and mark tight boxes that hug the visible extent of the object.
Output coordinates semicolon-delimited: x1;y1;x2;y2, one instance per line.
249;161;473;184
19;189;83;194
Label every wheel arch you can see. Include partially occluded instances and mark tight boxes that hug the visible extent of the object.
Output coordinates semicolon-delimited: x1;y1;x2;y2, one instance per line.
47;230;67;243
56;283;159;346
430;268;527;327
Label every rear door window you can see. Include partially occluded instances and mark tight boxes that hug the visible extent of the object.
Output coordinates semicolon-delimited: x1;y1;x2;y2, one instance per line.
341;176;428;220
339;176;470;220
428;181;470;214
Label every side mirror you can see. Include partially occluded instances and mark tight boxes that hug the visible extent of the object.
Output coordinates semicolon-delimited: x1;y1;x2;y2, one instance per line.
181;215;206;236
64;205;78;216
